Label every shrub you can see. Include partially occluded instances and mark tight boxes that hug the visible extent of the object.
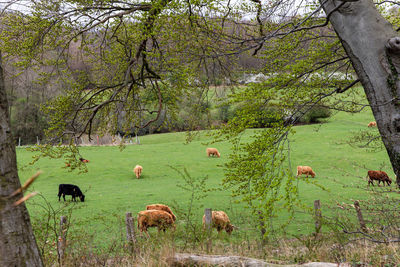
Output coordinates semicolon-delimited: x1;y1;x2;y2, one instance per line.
217;103;235;123
258;107;284;126
299;105;331;124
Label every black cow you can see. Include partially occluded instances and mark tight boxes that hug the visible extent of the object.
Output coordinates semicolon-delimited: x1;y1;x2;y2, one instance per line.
58;184;85;202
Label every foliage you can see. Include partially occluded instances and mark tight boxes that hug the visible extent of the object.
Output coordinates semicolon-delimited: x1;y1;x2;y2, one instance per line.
347;129;384;152
30;193;80;265
213;24;348;230
299;105;332;124
221;125;303;235
27;143;89;173
11;98;49;145
166;87;212;132
169;167;209;249
216;103;233;123
326;187;400;245
0;0;229;143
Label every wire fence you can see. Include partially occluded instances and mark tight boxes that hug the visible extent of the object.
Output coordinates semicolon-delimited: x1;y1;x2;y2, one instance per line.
16;133;141;147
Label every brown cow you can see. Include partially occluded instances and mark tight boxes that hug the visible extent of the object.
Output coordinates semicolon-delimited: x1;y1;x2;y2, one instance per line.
368;121;377;127
367;170;392;186
202;210;235;234
133;165;143;179
296;166;316;178
146;204;176;222
206;148;220;158
79;157;89;163
137;210;175;237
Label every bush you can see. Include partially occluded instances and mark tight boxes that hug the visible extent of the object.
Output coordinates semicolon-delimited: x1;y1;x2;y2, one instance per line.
224;104;284;128
217;103;235;123
299;105;331;124
258;107;284;126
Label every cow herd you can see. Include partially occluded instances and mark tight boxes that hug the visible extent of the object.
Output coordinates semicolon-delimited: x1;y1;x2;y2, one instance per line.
58;147;233;237
58;131;393;237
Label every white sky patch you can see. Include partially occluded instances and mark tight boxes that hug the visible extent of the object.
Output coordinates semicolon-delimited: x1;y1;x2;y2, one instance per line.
0;0;32;13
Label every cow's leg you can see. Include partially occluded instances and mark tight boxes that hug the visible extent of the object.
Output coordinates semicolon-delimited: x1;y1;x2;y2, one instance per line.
63;194;66;201
144;228;150;238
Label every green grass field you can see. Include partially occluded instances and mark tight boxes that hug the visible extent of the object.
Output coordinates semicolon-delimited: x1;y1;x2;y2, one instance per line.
16;96;394;246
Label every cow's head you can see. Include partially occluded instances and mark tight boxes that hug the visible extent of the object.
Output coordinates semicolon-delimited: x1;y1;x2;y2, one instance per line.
225;224;235;234
80;194;85;202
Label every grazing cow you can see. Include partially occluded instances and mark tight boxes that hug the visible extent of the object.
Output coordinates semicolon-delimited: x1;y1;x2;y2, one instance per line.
146;204;176;222
202;210;235;234
58;184;85;202
367;170;392;186
79;157;89;163
206;148;220;158
368;121;377;127
133;165;143;179
137;210;175;237
296;166;316;178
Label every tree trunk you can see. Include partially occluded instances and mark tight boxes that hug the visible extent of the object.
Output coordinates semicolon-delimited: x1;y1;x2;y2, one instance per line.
0;51;43;266
321;0;400;186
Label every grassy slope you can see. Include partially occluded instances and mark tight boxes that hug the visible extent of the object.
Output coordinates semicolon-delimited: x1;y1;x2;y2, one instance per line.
282;109;391;234
16;96;393;244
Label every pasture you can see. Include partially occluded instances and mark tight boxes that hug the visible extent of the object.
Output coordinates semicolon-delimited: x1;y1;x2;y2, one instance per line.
16;100;393;247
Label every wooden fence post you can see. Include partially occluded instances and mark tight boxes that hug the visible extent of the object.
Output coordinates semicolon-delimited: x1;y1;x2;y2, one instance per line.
314;200;322;235
58;216;67;266
204;208;212;252
354;200;368;233
125;212;137;255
